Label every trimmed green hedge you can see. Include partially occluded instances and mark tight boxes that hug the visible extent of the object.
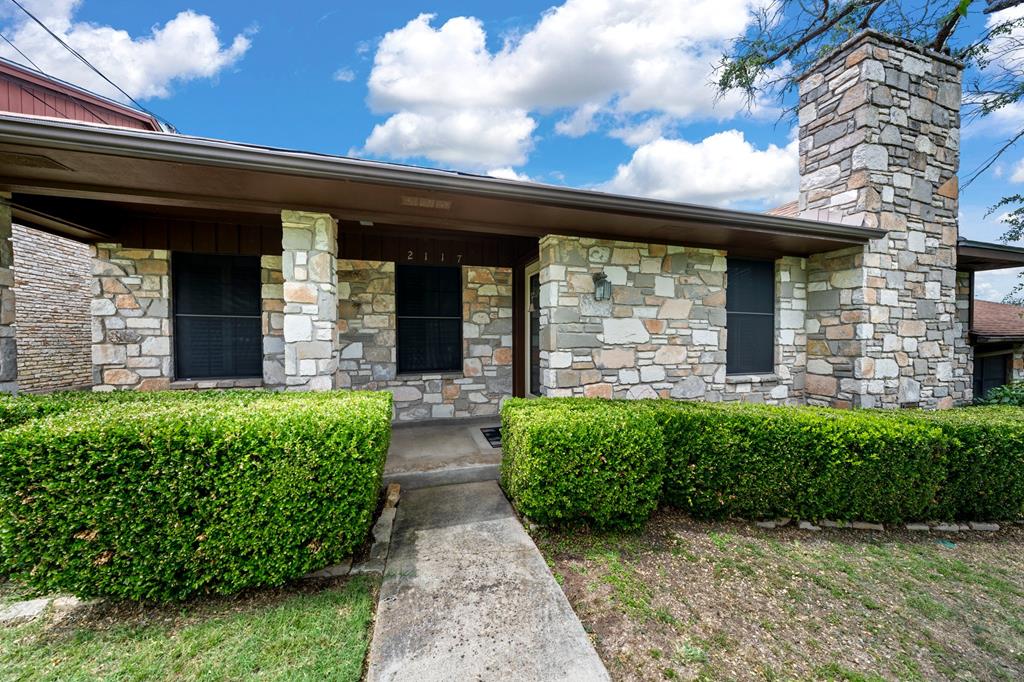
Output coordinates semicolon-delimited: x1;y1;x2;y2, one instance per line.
501;398;1024;528
501;398;664;530
0;390;391;601
920;407;1024;521
0;389;266;431
657;403;946;523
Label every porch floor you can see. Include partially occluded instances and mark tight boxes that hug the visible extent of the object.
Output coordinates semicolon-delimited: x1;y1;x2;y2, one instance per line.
384;416;502;490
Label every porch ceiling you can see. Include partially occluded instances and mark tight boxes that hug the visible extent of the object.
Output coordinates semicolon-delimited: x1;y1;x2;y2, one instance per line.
0;113;885;257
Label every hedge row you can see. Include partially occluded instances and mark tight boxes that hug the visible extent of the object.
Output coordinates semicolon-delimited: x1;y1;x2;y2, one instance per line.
0;390;392;602
501;398;664;529
500;398;1024;529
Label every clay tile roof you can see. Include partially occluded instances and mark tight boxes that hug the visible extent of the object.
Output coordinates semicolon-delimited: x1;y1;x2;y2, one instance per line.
766;201;799;218
974;299;1024;338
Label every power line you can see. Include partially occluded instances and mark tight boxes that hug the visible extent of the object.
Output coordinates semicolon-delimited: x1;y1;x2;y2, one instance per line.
0;29;40;72
6;0;175;131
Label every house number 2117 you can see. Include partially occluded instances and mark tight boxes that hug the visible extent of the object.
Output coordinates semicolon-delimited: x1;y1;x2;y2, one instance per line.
407;250;462;263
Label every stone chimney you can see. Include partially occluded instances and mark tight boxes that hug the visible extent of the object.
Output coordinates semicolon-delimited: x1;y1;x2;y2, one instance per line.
797;30;969;408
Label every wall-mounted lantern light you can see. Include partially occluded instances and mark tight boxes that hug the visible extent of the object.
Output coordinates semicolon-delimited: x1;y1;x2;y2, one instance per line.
593;272;612;301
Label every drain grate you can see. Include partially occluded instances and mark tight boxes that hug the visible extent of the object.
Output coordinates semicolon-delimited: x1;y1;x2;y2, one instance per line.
480;427;502;449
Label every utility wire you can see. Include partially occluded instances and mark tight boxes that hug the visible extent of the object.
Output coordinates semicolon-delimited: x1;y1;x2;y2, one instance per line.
7;0;175;131
0;29;40;72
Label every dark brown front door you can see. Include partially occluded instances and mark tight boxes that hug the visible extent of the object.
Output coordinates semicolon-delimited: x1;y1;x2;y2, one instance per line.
529;270;541;396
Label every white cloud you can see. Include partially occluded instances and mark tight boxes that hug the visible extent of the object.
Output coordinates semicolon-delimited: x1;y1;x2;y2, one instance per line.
0;0;250;101
1009;157;1024;183
609;115;674;146
487;167;532;182
599;130;799;207
361;1;769;168
965;6;1024;136
554;103;602;138
362;108;537;167
976;268;1024;302
334;67;356;83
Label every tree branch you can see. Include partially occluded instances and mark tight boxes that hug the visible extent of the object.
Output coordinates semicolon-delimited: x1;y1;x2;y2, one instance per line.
932;1;972;51
859;0;886;29
757;0;880;66
984;0;1024;14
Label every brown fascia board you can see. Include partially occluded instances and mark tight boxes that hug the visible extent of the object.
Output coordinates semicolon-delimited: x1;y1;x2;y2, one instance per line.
971;333;1024;345
957;239;1024;271
0;114;886;248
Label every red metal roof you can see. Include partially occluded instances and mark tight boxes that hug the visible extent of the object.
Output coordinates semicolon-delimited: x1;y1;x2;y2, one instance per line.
974;299;1024;339
0;57;159;131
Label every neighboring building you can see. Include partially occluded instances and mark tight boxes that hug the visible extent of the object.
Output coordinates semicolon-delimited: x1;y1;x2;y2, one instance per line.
11;223;91;392
971;299;1024;398
2;31;1024;415
0;57;160;392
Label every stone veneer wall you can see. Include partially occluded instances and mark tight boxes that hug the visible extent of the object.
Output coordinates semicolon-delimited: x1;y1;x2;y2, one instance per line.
280;211;338;391
90;244;172;391
261;255;285;388
1015;347;1024;383
798;31;964;408
0;200;16;393
955;271;974;403
335;260;513;420
537;235;806;404
11;224;91;392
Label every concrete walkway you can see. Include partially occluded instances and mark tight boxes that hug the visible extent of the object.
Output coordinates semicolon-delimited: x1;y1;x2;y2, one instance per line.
365;481;610;682
384;417;502;490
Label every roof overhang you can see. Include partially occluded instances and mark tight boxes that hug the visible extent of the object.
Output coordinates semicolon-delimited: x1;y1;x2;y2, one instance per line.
958;239;1024;271
0;113;886;256
973;334;1024;344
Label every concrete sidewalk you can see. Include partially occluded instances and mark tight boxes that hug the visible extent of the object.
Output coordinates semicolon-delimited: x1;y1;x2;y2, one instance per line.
365;481;610;682
384;418;501;490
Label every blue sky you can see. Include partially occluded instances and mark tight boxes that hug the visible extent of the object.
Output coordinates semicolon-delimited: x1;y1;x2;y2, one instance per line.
1;0;1021;299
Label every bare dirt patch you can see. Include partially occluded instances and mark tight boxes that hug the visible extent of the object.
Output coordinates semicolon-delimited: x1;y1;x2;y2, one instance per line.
535;510;1024;681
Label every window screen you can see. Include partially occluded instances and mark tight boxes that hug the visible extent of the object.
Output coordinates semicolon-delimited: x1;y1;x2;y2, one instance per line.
396;264;462;374
172;253;261;379
726;258;775;375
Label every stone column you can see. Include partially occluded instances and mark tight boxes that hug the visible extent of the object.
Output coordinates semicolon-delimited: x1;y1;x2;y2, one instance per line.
261;255;285;389
90;244;172;391
798;30;962;408
0;195;17;394
281;210;338;391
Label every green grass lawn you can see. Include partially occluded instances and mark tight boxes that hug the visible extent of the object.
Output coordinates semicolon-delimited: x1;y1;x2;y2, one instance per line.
0;576;377;682
536;510;1024;681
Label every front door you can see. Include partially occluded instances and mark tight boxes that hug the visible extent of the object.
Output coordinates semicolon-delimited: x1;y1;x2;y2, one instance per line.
525;261;541;396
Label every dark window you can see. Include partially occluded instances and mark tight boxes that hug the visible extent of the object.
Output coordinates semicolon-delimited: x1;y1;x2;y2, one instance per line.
974;352;1010;400
726;258;775;375
396;264;462;374
172;253;261;379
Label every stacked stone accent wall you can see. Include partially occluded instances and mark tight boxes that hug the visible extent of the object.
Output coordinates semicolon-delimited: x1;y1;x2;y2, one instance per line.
954;271;974;403
536;235;806;404
11;224;91;392
336;260;512;420
280;211;338;391
798;31;964;408
1014;347;1024;383
261;255;285;388
90;244;172;391
0;200;16;393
